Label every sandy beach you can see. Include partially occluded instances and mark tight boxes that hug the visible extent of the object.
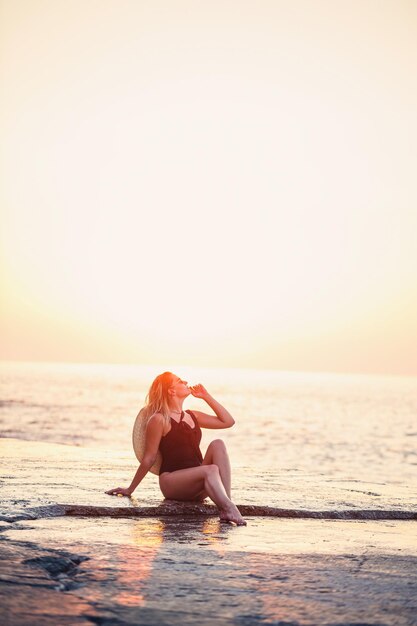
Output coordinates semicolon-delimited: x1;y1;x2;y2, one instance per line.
1;437;416;625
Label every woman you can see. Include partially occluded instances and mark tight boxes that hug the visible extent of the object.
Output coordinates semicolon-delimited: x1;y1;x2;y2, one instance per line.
106;371;246;525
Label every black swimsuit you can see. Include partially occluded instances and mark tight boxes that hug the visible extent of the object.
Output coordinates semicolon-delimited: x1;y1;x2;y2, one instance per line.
159;410;203;474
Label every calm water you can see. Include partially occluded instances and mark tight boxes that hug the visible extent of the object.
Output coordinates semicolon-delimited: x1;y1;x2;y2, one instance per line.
1;361;416;485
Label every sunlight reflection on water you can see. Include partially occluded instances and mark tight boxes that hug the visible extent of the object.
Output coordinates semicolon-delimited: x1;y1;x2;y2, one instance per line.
1;362;416;486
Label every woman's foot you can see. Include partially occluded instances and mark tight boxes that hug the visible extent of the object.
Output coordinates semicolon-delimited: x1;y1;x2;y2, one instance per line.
219;504;247;526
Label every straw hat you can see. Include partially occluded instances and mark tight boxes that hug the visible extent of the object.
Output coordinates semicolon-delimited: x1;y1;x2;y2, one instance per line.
132;411;162;475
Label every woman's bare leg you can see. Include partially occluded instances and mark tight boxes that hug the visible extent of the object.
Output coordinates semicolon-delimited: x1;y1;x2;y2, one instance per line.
202;439;231;499
159;465;246;525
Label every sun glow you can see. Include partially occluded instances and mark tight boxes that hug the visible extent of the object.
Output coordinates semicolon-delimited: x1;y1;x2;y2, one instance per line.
1;0;416;373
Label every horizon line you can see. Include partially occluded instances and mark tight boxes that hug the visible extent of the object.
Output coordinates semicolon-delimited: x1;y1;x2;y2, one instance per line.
1;358;416;381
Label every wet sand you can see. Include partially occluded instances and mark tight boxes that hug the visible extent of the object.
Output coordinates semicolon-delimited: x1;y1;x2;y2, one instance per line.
1;438;417;625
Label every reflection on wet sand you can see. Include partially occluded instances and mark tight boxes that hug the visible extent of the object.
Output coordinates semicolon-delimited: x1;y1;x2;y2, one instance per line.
134;517;281;623
3;516;417;625
107;517;228;608
114;519;165;607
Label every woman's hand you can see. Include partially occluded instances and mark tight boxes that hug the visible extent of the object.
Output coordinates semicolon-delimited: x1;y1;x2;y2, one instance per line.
105;487;132;496
189;384;210;400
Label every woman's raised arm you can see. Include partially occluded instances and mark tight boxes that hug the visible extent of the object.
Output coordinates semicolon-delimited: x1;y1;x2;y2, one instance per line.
189;384;235;429
105;414;164;496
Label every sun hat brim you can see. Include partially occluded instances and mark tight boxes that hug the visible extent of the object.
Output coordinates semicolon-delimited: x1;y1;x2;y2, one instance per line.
132;411;162;475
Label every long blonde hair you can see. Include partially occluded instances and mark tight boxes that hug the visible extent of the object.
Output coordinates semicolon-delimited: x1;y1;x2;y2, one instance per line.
138;371;176;430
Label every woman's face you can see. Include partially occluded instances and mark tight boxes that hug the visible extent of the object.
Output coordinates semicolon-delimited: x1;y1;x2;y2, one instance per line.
170;375;191;399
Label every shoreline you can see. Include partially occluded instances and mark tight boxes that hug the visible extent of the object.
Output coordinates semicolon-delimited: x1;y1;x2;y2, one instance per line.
3;503;417;525
2;436;417;625
1;436;416;522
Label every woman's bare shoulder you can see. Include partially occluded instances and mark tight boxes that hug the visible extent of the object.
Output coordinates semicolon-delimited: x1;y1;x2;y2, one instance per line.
147;412;165;426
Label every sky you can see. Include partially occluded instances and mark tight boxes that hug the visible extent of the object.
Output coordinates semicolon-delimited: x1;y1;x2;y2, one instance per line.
1;0;416;375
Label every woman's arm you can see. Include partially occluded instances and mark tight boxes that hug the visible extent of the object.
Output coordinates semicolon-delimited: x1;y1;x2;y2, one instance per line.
105;414;164;496
189;384;235;429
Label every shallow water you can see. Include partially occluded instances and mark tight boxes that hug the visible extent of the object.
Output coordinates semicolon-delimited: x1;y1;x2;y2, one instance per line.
4;516;417;556
3;517;417;626
2;362;416;626
1;361;416;489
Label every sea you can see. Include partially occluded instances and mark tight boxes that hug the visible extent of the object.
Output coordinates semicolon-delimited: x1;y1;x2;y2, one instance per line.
1;361;416;491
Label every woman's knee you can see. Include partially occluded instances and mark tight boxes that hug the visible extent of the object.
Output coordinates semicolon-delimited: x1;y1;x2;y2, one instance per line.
209;439;227;453
203;464;220;479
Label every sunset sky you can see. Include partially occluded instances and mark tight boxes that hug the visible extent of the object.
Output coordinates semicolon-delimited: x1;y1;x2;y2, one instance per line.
1;0;416;375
